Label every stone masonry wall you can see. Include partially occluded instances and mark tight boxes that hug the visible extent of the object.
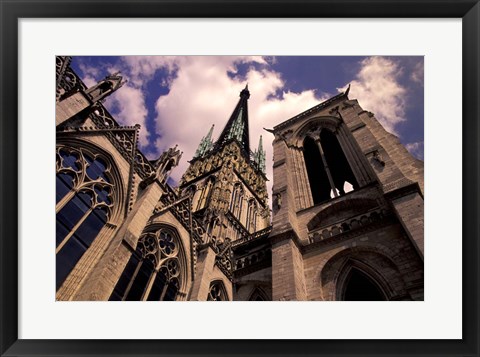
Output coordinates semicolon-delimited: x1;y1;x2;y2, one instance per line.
271;237;307;300
189;246;233;300
303;222;423;300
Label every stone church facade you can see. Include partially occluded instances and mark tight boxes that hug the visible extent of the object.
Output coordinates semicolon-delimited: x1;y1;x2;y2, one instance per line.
55;56;424;301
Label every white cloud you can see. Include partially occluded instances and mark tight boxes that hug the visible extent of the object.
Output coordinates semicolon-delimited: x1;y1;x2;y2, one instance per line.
107;84;150;148
77;60;151;149
338;57;407;134
78;63;100;88
150;56;322;199
411;61;424;85
78;55;417;199
121;56;178;87
405;141;424;160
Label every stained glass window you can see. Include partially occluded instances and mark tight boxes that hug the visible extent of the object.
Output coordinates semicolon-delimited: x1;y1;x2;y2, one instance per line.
109;228;183;301
56;146;114;291
207;281;227;301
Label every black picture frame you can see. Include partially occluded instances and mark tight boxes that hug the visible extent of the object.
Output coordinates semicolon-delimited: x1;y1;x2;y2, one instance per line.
1;1;478;356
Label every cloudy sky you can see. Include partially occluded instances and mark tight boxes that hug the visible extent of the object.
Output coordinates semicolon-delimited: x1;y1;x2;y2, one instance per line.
72;56;424;193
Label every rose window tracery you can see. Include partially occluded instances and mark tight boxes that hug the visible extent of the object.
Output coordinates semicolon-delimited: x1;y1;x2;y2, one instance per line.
110;227;184;301
207;281;227;301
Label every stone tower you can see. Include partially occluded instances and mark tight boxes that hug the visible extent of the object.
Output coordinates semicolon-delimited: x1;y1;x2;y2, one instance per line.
178;85;272;300
268;88;424;300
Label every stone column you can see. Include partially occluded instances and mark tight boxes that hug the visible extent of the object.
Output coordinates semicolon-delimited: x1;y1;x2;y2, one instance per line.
337;126;367;186
338;124;375;185
390;191;424;258
315;138;338;197
189;246;220;300
271;235;307;301
290;146;313;210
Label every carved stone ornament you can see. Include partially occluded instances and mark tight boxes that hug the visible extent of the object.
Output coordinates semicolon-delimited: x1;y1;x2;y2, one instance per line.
372;150;386;166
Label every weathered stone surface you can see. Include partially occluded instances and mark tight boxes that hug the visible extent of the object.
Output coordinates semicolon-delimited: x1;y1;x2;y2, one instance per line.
55;57;423;301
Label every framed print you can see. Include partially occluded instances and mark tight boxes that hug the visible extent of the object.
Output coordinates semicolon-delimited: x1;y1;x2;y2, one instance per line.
1;1;479;356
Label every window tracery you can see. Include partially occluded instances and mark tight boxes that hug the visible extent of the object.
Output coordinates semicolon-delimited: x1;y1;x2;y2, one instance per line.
207;281;228;301
230;183;244;220
197;177;215;211
246;199;257;232
109;227;183;301
56;146;115;290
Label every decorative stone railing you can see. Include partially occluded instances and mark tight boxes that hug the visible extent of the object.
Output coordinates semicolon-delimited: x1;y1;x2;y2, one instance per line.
234;247;271;271
308;208;390;244
231;225;272;248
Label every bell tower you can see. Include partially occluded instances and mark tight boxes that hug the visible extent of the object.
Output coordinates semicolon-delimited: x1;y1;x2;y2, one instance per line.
268;88;424;301
180;85;270;245
179;85;271;300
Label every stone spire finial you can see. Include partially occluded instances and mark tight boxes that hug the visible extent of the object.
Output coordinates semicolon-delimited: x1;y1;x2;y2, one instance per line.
240;83;250;99
85;72;126;103
154;145;183;183
253;135;266;174
194;124;215;158
345;83;351;97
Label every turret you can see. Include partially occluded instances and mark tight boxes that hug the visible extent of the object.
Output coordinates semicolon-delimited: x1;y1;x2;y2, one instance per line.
253;135;266;174
194;124;215;158
85;72;126;103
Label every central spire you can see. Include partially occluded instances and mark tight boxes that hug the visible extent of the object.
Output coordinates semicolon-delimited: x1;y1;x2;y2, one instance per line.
214;84;251;155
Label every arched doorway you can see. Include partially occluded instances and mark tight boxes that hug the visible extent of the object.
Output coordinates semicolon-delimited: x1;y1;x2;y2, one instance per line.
342;268;386;301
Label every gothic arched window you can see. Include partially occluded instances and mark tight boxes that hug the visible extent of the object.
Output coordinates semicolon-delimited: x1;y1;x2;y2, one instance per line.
303;129;359;205
56;146;114;291
246;199;257;232
303;136;331;204
109;227;184;301
320;129;358;195
249;288;268;301
207;281;228;301
230;183;244;220
342;268;386;301
197;177;215;211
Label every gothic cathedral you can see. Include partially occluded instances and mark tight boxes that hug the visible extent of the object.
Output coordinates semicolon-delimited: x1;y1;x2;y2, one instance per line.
55;56;424;301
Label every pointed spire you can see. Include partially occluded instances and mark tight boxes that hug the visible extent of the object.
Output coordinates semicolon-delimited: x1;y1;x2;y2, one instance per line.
253;135;266;174
194;124;215;158
205;124;214;142
214;85;250;155
345;83;351;97
240;84;250;99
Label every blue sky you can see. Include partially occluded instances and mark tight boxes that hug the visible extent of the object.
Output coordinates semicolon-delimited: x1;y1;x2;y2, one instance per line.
72;56;424;191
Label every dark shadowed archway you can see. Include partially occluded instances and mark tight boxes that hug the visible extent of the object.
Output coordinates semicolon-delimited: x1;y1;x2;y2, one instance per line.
342;268;386;301
303;136;330;204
